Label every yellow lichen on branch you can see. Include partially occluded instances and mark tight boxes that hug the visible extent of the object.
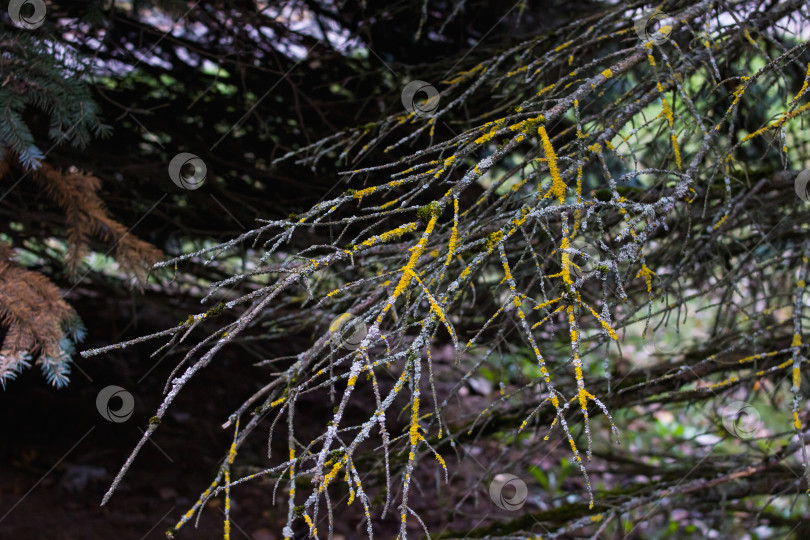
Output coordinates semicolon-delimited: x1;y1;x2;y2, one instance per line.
538;126;567;204
377;213;439;323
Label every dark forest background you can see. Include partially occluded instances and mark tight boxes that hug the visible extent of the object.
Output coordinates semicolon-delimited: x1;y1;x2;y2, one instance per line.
2;0;810;538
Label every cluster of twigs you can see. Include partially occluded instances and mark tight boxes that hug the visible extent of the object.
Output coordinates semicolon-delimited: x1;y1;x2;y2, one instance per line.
83;0;810;537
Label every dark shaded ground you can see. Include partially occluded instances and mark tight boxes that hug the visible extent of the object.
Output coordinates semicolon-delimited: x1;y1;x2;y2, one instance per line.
0;289;536;539
0;292;292;539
